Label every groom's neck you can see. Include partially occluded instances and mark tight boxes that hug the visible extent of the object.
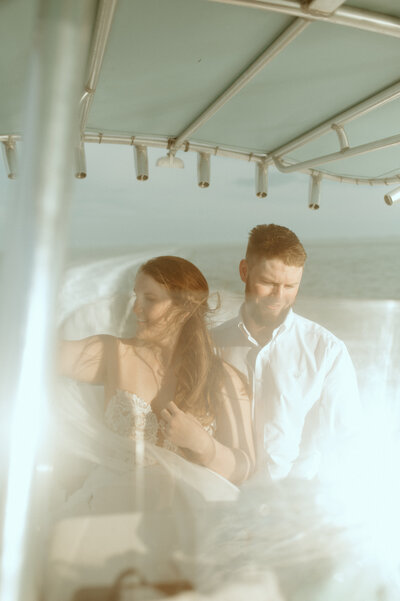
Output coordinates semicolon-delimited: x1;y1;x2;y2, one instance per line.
243;304;287;347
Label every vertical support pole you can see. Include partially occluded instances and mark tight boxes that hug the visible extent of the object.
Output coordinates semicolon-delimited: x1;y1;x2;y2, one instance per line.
134;145;149;181
1;139;18;179
0;2;97;601
74;139;88;179
308;172;322;210
197;152;211;188
255;161;268;198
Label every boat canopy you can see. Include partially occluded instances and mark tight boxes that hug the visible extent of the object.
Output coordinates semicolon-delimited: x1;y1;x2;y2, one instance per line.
2;0;400;189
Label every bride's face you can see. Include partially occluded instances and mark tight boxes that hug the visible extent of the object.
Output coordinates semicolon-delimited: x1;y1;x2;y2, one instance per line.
133;272;174;338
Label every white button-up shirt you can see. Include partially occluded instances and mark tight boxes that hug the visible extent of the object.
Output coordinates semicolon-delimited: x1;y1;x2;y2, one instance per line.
213;307;360;480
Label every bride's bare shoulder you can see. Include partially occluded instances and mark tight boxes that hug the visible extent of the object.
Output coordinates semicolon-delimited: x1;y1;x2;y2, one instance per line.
114;338;161;395
115;338;157;367
114;336;135;352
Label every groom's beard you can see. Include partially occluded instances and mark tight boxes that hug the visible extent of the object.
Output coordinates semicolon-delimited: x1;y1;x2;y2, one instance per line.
246;299;290;328
245;282;290;329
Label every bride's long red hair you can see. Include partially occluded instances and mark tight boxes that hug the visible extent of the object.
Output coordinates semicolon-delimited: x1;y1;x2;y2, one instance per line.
139;256;223;423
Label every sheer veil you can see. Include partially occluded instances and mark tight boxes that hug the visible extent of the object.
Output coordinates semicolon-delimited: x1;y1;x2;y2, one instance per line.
53;251;238;503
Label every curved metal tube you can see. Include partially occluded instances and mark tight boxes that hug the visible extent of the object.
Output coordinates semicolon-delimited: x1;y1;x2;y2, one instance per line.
272;79;400;158
273;131;400;173
79;0;119;134
207;0;400;38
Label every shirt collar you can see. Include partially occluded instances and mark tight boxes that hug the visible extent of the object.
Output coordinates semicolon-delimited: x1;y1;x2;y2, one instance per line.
237;304;294;347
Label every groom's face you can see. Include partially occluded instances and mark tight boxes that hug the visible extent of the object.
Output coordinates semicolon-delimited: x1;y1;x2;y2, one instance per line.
240;256;303;326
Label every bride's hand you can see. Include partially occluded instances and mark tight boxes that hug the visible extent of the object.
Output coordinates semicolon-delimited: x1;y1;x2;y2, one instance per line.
160;401;214;459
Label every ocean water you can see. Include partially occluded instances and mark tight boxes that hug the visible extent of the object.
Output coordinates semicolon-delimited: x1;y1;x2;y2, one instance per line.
180;239;400;300
67;238;400;300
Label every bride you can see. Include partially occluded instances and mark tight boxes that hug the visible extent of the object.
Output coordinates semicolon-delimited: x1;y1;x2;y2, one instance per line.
45;256;257;600
58;254;255;485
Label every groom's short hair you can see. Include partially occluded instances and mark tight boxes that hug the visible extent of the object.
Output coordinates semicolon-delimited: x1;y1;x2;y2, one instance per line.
246;224;307;267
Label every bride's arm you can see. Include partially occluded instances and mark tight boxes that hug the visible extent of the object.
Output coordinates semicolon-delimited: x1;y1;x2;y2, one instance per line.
58;335;111;384
204;363;255;484
161;363;255;485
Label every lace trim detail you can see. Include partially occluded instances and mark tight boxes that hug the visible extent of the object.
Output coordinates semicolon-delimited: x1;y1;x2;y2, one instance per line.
162;438;179;453
204;420;217;436
104;389;217;456
104;389;159;445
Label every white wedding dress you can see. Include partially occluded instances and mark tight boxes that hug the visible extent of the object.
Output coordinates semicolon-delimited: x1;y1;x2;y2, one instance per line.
44;378;245;601
53;385;227;515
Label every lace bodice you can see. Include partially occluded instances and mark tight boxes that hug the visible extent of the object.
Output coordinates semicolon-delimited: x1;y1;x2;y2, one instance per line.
105;389;159;445
104;389;216;454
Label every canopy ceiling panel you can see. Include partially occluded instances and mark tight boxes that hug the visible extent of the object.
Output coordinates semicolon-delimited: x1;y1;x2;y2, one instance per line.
2;0;400;185
344;98;400;148
0;0;37;135
87;0;293;136
189;20;400;152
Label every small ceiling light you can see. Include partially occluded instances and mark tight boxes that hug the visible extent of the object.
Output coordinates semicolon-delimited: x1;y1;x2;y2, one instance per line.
156;150;184;169
134;145;149;181
384;186;400;206
2;139;18;179
308;173;322;210
255;161;268;198
197;152;210;188
74;140;87;179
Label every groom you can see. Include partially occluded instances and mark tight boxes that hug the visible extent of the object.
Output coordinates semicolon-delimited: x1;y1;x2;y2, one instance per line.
213;224;360;480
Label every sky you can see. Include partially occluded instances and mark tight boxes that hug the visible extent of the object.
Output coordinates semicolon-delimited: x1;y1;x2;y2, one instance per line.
1;143;400;252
